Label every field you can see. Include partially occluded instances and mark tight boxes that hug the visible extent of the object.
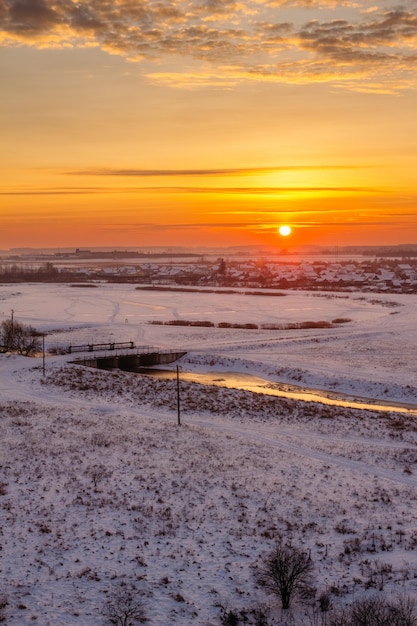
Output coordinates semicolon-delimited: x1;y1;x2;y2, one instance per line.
1;283;417;625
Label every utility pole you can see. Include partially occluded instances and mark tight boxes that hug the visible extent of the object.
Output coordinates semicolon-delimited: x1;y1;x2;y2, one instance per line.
42;333;45;376
176;365;181;426
9;309;15;351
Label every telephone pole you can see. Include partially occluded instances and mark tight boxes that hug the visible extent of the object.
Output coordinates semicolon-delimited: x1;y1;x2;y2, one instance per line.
42;333;45;376
176;365;181;426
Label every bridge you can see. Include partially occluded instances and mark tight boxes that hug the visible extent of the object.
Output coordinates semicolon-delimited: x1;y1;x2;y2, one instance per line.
72;349;187;372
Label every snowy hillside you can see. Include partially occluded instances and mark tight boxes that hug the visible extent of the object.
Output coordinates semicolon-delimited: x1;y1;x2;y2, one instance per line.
1;284;417;624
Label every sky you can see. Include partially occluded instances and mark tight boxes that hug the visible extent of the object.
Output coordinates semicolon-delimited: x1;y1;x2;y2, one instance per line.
1;0;417;251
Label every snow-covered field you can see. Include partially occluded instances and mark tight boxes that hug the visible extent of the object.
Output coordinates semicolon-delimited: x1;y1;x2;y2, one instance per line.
2;283;417;624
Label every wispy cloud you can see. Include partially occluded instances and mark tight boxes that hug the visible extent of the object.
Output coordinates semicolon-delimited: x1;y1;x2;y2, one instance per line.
0;185;380;196
1;1;416;92
102;216;412;235
65;165;365;177
105;221;264;231
133;186;381;194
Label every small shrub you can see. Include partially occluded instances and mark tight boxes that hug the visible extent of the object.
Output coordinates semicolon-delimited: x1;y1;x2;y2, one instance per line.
220;609;240;626
318;591;332;613
328;594;417;626
172;593;185;603
0;594;8;623
90;464;111;489
335;520;357;535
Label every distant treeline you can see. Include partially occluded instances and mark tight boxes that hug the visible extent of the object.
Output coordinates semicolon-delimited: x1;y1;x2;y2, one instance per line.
62;250;200;260
362;248;417;257
137;286;287;296
149;319;351;330
318;245;417;257
0;263;58;281
0;263;86;283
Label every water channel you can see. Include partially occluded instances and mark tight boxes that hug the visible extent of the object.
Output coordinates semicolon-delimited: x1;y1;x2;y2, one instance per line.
141;368;417;416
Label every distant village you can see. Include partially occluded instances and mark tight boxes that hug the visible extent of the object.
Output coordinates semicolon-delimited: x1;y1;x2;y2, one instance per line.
101;258;417;293
2;254;417;294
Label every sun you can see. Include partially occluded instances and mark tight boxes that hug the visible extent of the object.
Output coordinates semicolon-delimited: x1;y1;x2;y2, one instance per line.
278;225;292;237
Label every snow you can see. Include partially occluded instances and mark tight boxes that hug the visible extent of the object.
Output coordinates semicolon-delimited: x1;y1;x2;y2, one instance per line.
1;283;417;624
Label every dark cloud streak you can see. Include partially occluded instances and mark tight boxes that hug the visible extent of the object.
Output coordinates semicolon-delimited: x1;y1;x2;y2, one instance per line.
0;185;381;196
66;165;365;177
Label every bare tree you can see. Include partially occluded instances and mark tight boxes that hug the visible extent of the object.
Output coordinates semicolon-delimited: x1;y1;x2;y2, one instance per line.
103;584;146;626
0;318;41;356
255;541;314;610
0;318;14;352
15;324;42;356
90;464;111;490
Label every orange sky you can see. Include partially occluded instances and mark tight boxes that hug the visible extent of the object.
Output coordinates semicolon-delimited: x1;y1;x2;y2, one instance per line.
1;0;417;250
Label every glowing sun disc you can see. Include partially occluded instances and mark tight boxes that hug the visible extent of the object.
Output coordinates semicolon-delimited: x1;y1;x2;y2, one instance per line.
279;225;292;237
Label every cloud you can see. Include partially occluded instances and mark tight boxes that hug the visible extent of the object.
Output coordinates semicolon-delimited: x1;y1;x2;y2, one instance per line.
0;185;381;196
129;216;416;233
98;220;277;234
260;0;357;6
66;166;290;177
6;0;59;34
65;165;364;177
1;0;416;91
132;186;380;194
298;9;417;61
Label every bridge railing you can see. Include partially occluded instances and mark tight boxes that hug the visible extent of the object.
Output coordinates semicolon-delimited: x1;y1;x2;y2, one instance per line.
68;341;135;354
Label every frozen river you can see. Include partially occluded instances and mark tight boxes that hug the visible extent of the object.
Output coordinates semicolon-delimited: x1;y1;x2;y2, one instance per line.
141;367;417;416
